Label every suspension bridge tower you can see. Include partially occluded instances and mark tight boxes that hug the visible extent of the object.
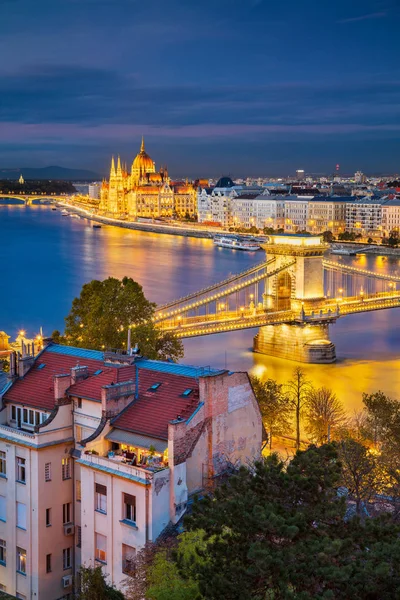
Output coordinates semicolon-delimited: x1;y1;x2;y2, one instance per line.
254;234;336;363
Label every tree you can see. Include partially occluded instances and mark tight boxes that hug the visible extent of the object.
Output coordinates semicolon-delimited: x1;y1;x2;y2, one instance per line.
123;532;205;600
77;565;124;600
286;367;312;450
322;230;334;243
305;387;346;444
338;438;380;517
62;277;183;361
250;376;292;451
183;445;400;600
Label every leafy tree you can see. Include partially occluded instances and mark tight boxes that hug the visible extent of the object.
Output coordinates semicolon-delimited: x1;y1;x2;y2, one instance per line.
367;237;374;244
250;376;292;451
305;387;346;444
362;391;400;449
62;277;183;361
322;230;334;243
184;444;400;600
77;565;124;600
338;438;380;517
286;366;312;450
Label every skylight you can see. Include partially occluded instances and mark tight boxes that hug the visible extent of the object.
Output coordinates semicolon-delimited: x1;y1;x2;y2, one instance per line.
148;382;162;391
37;363;46;370
94;369;103;375
182;388;193;397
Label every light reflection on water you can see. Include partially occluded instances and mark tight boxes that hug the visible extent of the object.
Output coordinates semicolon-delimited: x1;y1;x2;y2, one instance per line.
1;204;400;412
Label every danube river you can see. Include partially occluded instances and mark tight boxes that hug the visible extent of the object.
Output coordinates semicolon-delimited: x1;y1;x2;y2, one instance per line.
2;203;400;413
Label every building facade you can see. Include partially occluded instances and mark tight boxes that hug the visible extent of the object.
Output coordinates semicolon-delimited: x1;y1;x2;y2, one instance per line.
100;139;197;219
0;344;263;598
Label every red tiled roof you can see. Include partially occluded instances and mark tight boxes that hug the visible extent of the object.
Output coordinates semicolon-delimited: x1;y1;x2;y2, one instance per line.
4;349;103;411
111;370;199;440
69;365;135;401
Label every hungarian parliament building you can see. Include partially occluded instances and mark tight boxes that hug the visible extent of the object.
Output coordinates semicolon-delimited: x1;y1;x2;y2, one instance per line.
99;138;198;219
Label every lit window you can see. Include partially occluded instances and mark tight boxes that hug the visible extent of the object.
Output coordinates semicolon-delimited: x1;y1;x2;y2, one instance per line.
62;547;71;570
95;483;107;514
0;539;6;565
123;493;136;523
44;462;51;482
62;458;71;480
62;503;71;525
122;544;136;574
16;457;26;483
95;533;107;564
16;547;26;574
76;426;82;443
76;479;81;502
0;452;6;477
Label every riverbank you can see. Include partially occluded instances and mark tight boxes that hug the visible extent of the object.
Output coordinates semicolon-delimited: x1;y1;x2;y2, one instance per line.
55;200;215;239
330;242;400;257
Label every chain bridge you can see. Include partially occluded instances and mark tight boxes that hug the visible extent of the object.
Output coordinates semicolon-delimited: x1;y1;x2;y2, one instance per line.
0;194;68;205
153;234;400;364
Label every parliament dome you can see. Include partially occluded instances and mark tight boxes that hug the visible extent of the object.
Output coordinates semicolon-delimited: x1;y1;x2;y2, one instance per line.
132;137;155;173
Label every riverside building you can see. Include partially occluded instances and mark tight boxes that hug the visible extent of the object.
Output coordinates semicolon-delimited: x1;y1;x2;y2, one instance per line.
99;138;197;220
0;343;263;598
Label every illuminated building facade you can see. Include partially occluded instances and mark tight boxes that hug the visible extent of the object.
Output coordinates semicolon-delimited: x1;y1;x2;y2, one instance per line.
100;139;197;219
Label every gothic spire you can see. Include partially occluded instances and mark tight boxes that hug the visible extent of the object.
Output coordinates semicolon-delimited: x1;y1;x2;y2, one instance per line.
110;156;116;177
140;136;145;153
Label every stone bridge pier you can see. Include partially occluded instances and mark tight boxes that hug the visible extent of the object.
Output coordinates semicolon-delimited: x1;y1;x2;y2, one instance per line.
254;234;336;363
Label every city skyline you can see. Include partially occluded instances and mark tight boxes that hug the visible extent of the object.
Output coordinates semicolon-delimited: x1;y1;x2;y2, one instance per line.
1;0;399;176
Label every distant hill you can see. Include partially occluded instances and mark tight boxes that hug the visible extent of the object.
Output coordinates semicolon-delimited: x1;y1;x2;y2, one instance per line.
0;166;101;181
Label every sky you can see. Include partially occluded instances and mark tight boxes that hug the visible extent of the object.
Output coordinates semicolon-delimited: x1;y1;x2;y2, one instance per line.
0;0;399;177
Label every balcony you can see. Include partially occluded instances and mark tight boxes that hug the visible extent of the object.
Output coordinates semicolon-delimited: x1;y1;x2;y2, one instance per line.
78;452;169;485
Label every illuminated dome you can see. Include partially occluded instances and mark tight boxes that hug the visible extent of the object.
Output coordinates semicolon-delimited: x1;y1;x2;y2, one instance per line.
132;137;155;173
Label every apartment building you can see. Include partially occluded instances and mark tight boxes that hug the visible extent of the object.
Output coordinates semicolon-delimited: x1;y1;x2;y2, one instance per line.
345;197;386;235
231;195;285;230
0;344;263;597
307;197;353;235
381;197;400;236
284;197;309;232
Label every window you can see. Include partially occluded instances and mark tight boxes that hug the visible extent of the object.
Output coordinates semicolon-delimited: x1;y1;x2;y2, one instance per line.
0;452;6;477
16;457;26;483
62;458;71;480
44;462;51;482
45;508;51;527
122;544;136;574
62;503;71;525
76;526;82;548
0;496;5;522
16;594;26;600
0;539;6;566
77;398;82;409
95;533;107;564
76;479;81;502
123;493;136;523
16;502;26;530
62;547;71;570
95;483;107;514
46;553;51;573
11;406;16;420
16;547;26;574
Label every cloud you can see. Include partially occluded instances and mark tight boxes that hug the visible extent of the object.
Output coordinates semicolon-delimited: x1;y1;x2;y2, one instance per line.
338;11;387;23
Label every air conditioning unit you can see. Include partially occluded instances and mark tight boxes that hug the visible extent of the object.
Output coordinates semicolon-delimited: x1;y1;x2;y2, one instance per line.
64;523;75;536
62;574;73;588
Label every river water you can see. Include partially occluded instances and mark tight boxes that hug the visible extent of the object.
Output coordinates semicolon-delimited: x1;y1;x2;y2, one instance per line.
1;203;400;413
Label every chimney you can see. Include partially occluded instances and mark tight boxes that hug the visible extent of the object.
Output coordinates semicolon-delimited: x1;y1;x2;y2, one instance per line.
71;365;89;385
17;347;36;378
9;352;17;379
54;373;71;401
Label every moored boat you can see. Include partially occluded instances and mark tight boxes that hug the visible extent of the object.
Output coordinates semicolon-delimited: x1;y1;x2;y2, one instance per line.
214;235;261;251
61;209;69;216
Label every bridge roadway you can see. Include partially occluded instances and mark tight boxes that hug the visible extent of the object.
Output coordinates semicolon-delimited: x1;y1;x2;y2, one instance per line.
156;291;400;338
0;194;69;204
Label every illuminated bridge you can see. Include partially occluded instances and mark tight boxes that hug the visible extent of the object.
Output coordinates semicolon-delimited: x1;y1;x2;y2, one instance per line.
153;235;400;363
0;194;69;205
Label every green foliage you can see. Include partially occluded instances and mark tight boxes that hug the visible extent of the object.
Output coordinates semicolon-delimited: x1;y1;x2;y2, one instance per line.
62;277;183;360
76;565;124;600
322;230;335;243
338;438;380;516
286;367;312;450
183;445;400;600
250;376;292;450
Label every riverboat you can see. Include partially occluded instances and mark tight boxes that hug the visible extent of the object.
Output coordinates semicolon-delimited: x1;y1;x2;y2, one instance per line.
93;224;102;229
213;235;261;251
70;214;81;219
61;209;69;216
